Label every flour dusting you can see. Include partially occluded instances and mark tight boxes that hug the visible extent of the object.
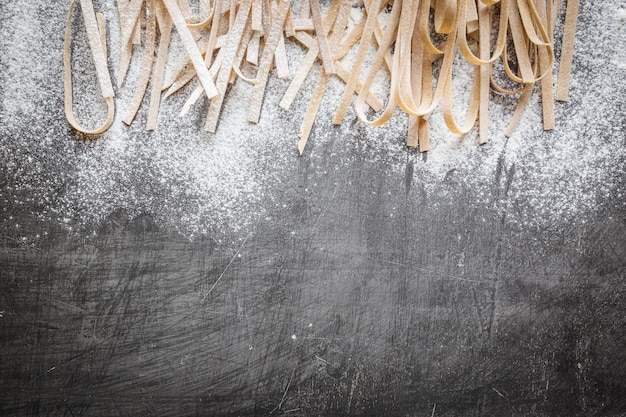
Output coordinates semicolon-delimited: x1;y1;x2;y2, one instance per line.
0;0;625;240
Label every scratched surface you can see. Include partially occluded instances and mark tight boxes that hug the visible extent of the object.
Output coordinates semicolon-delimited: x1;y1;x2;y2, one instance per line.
2;162;626;416
2;1;626;417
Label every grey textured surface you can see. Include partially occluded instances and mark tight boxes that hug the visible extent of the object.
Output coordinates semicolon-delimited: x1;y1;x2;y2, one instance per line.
1;1;626;416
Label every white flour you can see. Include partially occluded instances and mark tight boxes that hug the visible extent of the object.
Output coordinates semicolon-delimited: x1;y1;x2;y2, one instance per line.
0;0;624;240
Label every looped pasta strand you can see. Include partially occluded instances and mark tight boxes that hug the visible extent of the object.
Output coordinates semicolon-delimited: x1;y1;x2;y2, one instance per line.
62;0;580;154
64;0;115;135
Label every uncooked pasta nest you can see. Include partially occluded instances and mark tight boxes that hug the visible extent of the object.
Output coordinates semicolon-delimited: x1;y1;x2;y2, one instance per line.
64;0;580;154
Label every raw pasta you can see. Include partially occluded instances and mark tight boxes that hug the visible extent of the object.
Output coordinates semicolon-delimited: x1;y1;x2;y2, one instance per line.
64;0;580;155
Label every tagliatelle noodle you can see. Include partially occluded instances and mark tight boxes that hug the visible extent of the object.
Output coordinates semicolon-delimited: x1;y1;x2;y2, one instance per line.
504;82;534;137
123;0;157;125
205;0;253;133
332;0;384;125
477;0;491;144
147;0;173;130
117;0;144;87
186;0;216;29
163;0;218;99
64;0;581;154
179;41;225;117
247;0;291;124
297;0;352;154
535;0;555;130
280;0;341;110
292;30;383;111
441;1;481;135
231;26;258;84
64;0;115;135
354;0;401;127
275;33;291;79
406;18;423;150
555;0;579;101
309;0;336;75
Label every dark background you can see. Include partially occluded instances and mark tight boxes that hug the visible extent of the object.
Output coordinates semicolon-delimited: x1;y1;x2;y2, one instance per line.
2;0;626;416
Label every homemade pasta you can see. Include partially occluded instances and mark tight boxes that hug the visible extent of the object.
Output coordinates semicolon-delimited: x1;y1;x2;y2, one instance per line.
64;0;580;154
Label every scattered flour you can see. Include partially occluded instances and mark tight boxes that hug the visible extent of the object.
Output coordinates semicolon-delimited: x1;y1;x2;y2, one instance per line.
0;0;625;240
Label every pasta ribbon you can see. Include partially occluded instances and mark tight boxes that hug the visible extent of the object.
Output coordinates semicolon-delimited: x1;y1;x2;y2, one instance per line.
63;0;580;154
64;0;115;135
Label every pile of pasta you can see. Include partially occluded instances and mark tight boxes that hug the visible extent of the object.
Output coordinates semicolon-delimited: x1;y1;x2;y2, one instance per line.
64;0;580;154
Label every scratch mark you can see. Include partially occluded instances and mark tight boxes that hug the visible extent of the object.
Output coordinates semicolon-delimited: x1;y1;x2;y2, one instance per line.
504;163;516;197
363;255;488;283
201;234;250;301
269;367;296;416
314;355;329;365
50;299;85;313
431;403;437;417
347;368;360;413
492;387;506;398
31;349;96;380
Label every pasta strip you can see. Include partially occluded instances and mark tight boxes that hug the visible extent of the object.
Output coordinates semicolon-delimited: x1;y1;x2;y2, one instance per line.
457;0;508;66
187;0;216;28
117;0;144;87
434;0;457;34
204;0;224;68
147;0;173;130
231;25;257;84
123;0;157;125
163;0;218;99
280;0;341;110
299;0;311;19
354;0;401;126
64;0;115;135
179;44;226;115
246;32;261;64
206;0;253;132
508;0;537;84
298;69;329;155
406;23;422;149
296;0;351;154
418;53;434;151
555;0;579;101
63;0;581;153
164;58;203;97
477;0;491;143
133;8;143;44
293;19;315;31
309;0;336;75
466;0;479;34
332;0;384;125
96;12;107;58
247;0;290;124
535;0;555;130
291;30;383;111
251;0;263;32
275;34;291;79
504;82;534;137
178;0;195;21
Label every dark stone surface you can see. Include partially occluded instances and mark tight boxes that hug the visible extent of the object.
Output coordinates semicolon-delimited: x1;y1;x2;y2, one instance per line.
2;151;626;416
1;0;626;416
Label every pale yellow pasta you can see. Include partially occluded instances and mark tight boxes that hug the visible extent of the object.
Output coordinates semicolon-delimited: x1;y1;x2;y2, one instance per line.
63;0;579;153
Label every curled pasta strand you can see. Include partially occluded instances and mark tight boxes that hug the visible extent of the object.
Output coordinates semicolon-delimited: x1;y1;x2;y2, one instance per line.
64;0;115;135
187;0;216;29
456;0;509;66
354;0;402;126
